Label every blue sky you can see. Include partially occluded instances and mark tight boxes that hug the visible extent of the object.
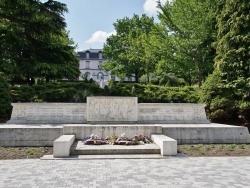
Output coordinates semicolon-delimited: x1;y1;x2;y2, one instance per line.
58;0;168;51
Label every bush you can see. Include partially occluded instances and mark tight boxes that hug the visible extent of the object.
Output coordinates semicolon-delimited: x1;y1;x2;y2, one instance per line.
11;85;36;102
0;76;12;120
199;70;237;122
10;81;106;103
107;82;199;103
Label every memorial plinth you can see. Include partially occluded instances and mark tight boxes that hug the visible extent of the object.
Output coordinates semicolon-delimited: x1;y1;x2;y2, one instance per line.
8;97;209;124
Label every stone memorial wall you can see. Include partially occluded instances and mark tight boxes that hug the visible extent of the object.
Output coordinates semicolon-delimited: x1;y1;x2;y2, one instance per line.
8;103;87;124
138;103;210;124
8;97;209;124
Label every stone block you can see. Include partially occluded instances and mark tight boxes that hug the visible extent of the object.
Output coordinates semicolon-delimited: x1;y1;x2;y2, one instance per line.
151;134;177;156
53;135;75;157
87;97;137;123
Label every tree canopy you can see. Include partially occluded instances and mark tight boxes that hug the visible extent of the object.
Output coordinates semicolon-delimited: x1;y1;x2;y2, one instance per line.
155;0;217;86
214;0;250;100
0;0;80;84
103;14;156;82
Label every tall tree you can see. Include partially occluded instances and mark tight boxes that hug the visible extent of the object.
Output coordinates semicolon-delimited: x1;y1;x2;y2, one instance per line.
103;14;155;82
156;0;217;86
0;0;80;84
214;0;250;99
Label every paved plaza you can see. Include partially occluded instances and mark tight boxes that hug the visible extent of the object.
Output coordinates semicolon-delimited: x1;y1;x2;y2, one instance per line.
0;157;250;188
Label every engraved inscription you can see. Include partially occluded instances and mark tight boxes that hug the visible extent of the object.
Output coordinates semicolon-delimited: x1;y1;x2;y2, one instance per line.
87;97;137;122
138;104;208;123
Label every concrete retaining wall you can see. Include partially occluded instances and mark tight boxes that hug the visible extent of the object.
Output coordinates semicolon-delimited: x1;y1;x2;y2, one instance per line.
0;125;63;147
63;124;162;140
162;124;250;144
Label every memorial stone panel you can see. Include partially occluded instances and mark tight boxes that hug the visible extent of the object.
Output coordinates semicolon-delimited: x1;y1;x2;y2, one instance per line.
8;103;87;124
87;97;138;122
138;103;209;124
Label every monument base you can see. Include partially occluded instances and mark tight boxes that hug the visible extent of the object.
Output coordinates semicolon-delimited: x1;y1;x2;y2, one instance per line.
0;123;249;147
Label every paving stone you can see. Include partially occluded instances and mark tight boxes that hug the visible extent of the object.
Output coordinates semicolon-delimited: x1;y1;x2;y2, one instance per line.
0;157;250;187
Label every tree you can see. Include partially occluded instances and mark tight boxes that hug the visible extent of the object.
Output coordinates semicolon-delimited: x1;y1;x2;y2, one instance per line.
0;76;12;121
155;0;217;86
214;0;250;100
0;0;80;84
103;14;156;82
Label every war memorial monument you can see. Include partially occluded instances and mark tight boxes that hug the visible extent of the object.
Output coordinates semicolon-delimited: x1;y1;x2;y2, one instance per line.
0;97;249;158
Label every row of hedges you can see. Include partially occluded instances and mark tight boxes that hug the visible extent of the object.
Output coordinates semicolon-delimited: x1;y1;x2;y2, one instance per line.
10;82;200;104
10;82;107;103
108;82;199;103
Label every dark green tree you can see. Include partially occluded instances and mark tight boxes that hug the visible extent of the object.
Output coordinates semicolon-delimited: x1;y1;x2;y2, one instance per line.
0;76;12;120
214;0;250;100
0;0;80;84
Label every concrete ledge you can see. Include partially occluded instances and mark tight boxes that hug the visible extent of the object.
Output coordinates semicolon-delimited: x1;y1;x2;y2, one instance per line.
63;124;162;139
0;124;63;147
151;134;177;156
53;135;75;158
162;124;250;144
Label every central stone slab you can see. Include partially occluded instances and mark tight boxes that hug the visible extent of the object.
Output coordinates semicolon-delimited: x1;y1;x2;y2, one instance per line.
87;97;137;123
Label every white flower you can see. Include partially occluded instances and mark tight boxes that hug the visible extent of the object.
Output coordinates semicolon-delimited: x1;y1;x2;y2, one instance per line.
90;133;95;139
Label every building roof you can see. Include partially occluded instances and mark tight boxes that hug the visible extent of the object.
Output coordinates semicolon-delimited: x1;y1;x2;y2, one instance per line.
77;49;107;59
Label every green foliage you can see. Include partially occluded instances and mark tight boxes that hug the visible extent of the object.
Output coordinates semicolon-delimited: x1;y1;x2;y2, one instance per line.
0;0;80;84
156;0;217;86
103;14;156;82
11;85;36;102
199;70;237;122
0;76;12;120
215;0;250;100
139;73;186;87
10;81;105;103
107;82;199;103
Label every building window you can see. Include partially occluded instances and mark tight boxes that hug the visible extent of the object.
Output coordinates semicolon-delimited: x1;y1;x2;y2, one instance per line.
86;52;89;58
98;61;102;69
85;61;90;69
84;72;90;80
97;72;104;80
99;52;102;59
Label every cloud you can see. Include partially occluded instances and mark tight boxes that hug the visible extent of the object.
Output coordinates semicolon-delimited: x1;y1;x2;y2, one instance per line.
143;0;170;15
85;30;116;44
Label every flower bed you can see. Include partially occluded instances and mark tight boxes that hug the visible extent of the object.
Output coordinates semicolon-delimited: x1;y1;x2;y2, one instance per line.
82;133;152;145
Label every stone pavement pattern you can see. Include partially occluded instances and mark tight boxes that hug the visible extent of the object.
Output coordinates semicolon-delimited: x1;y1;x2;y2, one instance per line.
0;157;250;188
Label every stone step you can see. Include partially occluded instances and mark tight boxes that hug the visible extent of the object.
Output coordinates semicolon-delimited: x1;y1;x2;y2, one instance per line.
70;140;161;155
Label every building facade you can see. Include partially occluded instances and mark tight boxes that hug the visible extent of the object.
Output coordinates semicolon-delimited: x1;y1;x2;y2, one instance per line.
78;49;135;87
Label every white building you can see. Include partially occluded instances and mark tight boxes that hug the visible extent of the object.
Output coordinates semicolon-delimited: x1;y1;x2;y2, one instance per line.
78;49;135;87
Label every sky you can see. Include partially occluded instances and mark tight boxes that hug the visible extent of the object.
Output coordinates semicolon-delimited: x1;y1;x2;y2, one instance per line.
57;0;169;51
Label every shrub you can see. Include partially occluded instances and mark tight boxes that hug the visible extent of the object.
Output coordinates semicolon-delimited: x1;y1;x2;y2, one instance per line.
199;70;237;122
0;76;12;120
